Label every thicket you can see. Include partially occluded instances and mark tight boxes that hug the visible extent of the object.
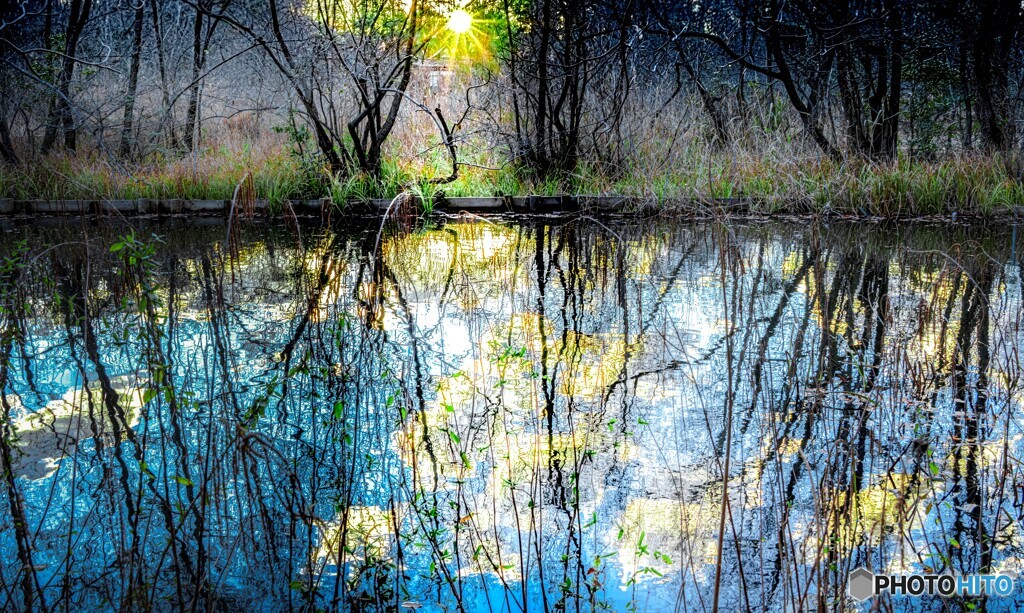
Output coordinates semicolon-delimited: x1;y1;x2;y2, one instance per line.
1;0;1023;215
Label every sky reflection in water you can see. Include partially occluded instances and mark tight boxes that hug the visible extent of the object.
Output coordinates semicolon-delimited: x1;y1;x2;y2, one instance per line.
0;217;1022;612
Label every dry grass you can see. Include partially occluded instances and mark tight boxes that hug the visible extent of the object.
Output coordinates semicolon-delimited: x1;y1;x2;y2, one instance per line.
2;81;1022;217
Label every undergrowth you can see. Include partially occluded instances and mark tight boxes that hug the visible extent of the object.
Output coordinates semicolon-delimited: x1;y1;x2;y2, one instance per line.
2;143;1022;217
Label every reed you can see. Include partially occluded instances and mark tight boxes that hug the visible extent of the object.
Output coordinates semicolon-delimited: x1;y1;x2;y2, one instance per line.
2;91;1021;218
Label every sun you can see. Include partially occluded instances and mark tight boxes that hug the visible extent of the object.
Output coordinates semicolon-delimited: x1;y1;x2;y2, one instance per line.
446;9;472;34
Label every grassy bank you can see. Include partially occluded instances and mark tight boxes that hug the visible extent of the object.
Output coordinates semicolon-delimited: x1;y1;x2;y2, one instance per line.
2;140;1023;217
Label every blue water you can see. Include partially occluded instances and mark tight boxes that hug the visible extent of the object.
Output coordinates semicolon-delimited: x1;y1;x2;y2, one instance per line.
0;217;1021;612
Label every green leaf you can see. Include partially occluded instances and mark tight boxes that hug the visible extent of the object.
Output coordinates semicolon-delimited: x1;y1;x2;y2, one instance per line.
174;476;193;486
332;401;345;420
110;242;125;253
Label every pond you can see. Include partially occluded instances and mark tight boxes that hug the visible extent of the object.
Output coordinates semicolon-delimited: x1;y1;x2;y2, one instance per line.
0;215;1022;612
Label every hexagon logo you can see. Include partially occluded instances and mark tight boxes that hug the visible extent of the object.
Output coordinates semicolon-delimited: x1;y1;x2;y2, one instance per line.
848;567;875;602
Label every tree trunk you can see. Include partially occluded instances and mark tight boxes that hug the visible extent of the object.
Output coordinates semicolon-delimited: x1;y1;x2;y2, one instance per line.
960;45;973;149
836;49;867;153
832;1;901;160
184;3;204;150
878;8;902;159
149;0;178;148
764;19;843;160
41;0;93;154
0;115;17;165
40;0;56;154
119;1;145;158
971;0;1020;152
534;0;552;169
680;53;730;145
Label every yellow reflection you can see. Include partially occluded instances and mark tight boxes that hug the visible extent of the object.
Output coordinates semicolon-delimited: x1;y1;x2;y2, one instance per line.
613;497;712;582
383;223;519;306
309;506;395;573
302;237;349;323
559;332;635;399
946;439;1009;474
832;473;937;550
11;374;150;480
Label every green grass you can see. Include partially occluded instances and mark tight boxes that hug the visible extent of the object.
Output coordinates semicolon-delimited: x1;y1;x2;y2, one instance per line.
0;146;319;206
1;145;1022;218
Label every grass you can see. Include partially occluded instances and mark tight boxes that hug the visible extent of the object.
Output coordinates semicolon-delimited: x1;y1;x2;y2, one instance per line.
2;123;1022;218
0;142;318;207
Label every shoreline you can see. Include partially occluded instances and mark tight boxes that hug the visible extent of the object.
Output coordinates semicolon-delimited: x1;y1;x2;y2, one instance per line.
2;195;1023;221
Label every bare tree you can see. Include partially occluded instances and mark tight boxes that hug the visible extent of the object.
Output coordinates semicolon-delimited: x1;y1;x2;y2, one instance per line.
217;0;428;176
502;0;636;175
149;0;179;147
40;0;93;154
0;1;28;164
119;0;145;157
184;0;229;150
964;0;1022;152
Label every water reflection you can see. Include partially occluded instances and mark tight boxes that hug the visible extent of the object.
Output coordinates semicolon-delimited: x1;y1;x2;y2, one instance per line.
0;216;1021;611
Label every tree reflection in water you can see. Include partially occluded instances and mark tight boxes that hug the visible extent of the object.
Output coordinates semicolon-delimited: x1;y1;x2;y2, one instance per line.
0;217;1021;611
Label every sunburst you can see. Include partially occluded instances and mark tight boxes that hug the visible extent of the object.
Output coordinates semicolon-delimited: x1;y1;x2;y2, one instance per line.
446;9;473;34
428;6;494;62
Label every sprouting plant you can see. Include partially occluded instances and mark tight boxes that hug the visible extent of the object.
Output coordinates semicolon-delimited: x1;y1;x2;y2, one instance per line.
408;181;436;216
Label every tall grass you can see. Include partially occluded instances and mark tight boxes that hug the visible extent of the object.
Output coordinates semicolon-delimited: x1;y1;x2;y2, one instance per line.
2;83;1022;217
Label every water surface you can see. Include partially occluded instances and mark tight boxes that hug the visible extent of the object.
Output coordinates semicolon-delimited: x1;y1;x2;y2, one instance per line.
0;215;1022;612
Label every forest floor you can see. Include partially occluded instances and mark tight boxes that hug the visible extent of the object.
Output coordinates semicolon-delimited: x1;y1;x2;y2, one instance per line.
3;143;1024;218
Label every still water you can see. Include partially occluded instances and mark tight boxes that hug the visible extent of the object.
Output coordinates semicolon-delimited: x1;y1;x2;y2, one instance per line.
0;215;1022;612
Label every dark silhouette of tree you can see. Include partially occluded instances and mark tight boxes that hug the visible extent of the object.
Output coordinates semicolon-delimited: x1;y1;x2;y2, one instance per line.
119;0;145;157
40;0;92;154
962;0;1022;151
503;0;637;175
